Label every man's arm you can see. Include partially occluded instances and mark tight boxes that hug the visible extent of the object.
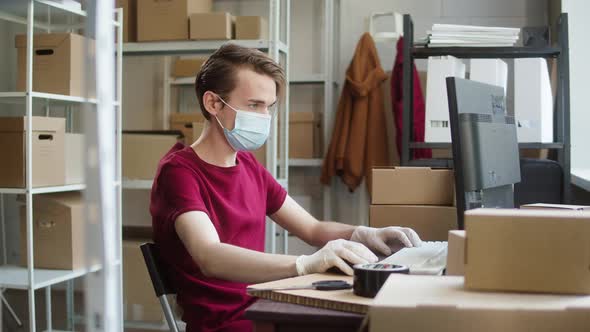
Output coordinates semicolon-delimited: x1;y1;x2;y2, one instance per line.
175;211;298;284
270;195;357;247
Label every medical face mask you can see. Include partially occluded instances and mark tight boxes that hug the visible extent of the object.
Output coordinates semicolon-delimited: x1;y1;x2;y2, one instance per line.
214;96;272;151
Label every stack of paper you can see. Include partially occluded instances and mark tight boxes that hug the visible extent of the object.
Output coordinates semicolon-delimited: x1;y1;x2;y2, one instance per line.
427;24;520;47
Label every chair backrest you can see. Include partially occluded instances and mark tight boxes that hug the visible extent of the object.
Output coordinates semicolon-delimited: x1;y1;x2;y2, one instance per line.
140;243;177;297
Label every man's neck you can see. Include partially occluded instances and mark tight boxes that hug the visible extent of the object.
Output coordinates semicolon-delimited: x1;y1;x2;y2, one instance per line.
191;121;238;167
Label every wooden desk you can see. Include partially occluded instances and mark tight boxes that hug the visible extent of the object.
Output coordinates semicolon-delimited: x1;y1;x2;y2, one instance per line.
245;299;365;332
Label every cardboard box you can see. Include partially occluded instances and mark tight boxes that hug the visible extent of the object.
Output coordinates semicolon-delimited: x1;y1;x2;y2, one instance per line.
521;203;590;211
122;132;182;180
16;33;95;97
138;0;212;41
465;208;590;294
446;230;466;276
288;111;317;159
190;12;233;40
0;116;66;188
170;112;206;145
123;239;165;322
369;205;457;241
172;57;207;77
116;0;137;42
371;167;454;205
20;192;85;270
235;16;268;40
65;133;85;185
370;274;590;332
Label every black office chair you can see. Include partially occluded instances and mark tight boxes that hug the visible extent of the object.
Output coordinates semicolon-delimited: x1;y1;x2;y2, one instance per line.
140;243;181;332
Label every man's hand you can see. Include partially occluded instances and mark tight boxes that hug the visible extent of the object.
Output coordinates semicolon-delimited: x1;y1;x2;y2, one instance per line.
350;226;423;256
295;239;378;276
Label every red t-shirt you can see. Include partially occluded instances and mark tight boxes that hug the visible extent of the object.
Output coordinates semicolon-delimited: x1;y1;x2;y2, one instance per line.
150;143;287;332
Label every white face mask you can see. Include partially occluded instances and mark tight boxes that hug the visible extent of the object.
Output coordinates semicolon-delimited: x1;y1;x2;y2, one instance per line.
214;96;272;151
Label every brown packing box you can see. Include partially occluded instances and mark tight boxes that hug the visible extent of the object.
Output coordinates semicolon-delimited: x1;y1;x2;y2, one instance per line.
20;192;85;270
137;0;212;41
116;0;137;42
0;116;66;188
122;132;182;180
235;16;268;40
65;133;85;185
371;167;454;205
465;208;590;294
446;230;466;276
521;203;590;211
289;111;317;159
123;239;165;322
370;274;590;332
16;33;95;98
170;112;205;145
190;12;234;40
369;205;457;241
172;57;207;77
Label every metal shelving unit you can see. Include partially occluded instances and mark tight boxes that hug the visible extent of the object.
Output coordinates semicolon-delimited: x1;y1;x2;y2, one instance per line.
400;13;571;202
0;1;123;331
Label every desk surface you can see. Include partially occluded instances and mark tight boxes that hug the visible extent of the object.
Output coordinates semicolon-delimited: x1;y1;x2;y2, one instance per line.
245;299;365;326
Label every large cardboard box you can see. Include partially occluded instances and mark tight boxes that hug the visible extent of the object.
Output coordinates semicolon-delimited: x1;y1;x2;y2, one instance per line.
369;205;457;241
116;0;137;42
446;230;466;276
0;116;66;188
190;12;233;40
172;57;207;77
123;240;164;322
122;132;182;180
465;208;590;294
16;33;95;97
289;111;317;159
20;192;85;270
370;274;590;332
235;16;268;40
65;133;85;185
371;167;454;205
137;0;212;41
170;112;206;145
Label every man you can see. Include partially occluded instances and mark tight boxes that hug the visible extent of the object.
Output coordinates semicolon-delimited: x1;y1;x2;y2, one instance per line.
150;44;422;332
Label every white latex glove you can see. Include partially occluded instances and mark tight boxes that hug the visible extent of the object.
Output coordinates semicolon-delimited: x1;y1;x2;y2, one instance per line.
295;239;378;276
350;226;423;256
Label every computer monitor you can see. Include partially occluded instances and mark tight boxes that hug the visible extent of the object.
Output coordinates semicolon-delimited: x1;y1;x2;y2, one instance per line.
446;77;521;229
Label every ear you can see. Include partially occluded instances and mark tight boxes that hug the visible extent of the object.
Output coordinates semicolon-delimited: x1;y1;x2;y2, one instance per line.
202;91;222;117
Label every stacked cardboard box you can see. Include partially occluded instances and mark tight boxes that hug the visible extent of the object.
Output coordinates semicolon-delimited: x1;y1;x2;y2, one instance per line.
370;167;456;241
122;131;183;180
137;0;212;41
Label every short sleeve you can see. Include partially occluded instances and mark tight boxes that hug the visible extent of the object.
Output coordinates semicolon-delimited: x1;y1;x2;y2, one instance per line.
151;163;209;227
261;166;287;215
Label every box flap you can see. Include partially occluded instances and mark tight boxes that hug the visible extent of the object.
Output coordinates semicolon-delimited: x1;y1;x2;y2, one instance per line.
290;111;315;123
373;275;590;310
0;116;65;133
15;33;72;49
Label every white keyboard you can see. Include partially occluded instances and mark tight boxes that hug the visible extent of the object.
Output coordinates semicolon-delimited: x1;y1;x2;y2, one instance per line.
379;241;448;275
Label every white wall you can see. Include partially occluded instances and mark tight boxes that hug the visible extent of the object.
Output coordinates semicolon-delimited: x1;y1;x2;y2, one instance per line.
562;0;590;172
332;0;548;225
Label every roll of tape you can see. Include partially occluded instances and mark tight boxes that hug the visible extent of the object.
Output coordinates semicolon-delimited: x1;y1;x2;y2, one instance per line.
353;263;410;298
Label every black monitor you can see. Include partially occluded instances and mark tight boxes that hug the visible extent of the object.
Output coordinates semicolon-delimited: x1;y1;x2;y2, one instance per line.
446;77;521;229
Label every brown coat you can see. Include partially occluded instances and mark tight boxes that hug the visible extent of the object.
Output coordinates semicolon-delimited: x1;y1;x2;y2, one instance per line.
321;33;389;193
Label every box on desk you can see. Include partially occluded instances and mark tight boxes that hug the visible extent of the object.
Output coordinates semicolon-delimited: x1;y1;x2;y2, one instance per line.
465;208;590;294
123;131;183;180
0;116;66;188
370;274;590;332
138;0;212;41
16;33;95;97
446;230;466;276
371;167;454;205
20;192;85;270
369;205;457;241
190;12;233;40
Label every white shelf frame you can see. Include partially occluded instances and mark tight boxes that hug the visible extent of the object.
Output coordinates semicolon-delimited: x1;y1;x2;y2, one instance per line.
289;158;323;167
0;2;124;332
122;179;153;190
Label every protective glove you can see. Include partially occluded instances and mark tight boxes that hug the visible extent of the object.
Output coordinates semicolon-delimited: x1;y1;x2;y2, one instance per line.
350;226;423;256
295;239;378;276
